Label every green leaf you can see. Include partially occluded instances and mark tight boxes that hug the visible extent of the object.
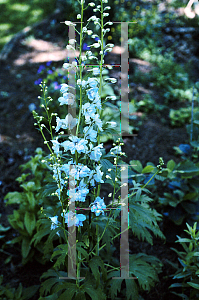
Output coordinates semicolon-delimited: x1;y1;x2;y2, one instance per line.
130;160;143;173
129;254;161;291
57;284;77;300
15;283;23;299
175;161;199;178
21;237;31;258
4;191;23;205
76;242;89;261
125;278;139;300
83;281;106;300
0;224;10;232
187;282;199;290
167;160;175;171
51;244;68;269
24;211;36;235
88;256;106;289
142;165;155;174
22;285;40;299
107;271;122;299
31;226;51;246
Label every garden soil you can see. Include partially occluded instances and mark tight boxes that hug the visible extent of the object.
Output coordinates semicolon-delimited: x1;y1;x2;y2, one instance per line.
0;7;198;300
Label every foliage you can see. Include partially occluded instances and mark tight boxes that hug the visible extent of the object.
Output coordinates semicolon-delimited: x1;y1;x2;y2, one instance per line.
4;148;54;264
0;275;39;300
170;222;199;300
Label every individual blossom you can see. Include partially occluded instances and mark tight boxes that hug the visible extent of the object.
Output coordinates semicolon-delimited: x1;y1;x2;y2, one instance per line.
49;216;60;230
89;165;104;186
93;114;103;131
110;145;122;155
82;103;96;123
60;83;69;94
87;77;98;88
51;139;60;155
61;136;88;154
55;114;77;132
62;211;86;227
68;179;89;202
69;164;90;180
92;68;100;76
89;143;103;161
87;87;99;100
34;78;42;85
58;93;75;105
77;79;87;88
91;196;106;216
49;216;60;236
92;93;101;109
83;126;97;142
37;65;45;74
53;82;61;90
106;121;117;128
61;160;74;176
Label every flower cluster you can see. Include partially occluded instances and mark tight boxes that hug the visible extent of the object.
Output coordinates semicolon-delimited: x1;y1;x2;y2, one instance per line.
45;0;116;230
91;196;106;216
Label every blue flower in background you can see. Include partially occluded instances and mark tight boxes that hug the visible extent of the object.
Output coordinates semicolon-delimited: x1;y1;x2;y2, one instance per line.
46;61;52;66
34;78;42;85
47;70;53;74
83;43;90;50
53;82;61;90
179;144;191;155
95;37;100;42
37;65;45;74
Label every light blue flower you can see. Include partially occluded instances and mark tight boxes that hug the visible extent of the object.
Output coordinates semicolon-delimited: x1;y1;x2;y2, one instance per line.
62;136;88;154
93;68;100;76
58;93;75;105
91;196;106;216
62;211;86;227
89;144;103;161
69;164;90;180
93;114;103;131
110;145;122;155
51;139;60;155
82;103;96;123
89;165;104;186
55;114;77;132
68;179;89;202
93;94;101;109
87;77;98;87
87;87;99;100
49;216;60;230
83;126;97;142
60;83;69;94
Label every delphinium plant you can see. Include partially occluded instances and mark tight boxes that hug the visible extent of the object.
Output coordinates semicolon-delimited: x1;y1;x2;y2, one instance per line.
32;0;165;299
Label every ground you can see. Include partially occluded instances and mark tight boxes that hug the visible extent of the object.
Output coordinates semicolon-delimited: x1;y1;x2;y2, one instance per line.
0;5;198;300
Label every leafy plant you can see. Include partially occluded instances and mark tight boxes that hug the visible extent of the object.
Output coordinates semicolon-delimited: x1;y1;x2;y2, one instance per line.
170;222;199;300
4;148;53;264
30;0;166;299
0;275;39;300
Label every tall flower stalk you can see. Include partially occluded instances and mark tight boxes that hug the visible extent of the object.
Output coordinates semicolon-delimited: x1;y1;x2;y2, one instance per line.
33;1;165;298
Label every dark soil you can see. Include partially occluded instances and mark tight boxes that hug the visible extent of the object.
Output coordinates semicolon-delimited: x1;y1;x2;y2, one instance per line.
0;5;198;300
